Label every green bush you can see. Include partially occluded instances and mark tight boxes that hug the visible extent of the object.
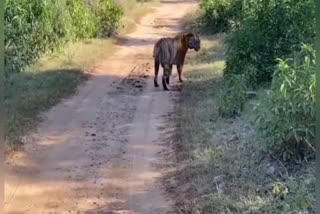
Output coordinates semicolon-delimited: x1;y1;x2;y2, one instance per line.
217;74;247;117
66;0;97;39
5;0;52;75
200;0;243;33
94;0;123;37
5;0;123;76
224;0;315;86
255;44;315;160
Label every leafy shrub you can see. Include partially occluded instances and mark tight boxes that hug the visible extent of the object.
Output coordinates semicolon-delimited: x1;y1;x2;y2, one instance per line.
255;44;315;160
4;0;123;76
200;0;243;33
66;0;97;39
183;9;204;34
218;74;247;117
224;0;315;86
94;0;123;37
5;0;52;75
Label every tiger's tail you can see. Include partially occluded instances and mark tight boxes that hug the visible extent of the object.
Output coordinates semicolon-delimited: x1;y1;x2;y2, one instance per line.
153;43;161;61
153;41;162;88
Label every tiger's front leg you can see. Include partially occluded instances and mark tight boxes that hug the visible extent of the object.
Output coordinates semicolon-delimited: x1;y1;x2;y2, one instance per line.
177;64;184;83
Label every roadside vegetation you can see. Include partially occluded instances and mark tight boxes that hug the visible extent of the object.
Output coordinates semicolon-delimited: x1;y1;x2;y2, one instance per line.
173;0;316;213
4;0;157;150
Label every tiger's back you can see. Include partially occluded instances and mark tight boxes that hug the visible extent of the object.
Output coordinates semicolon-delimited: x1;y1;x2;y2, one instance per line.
153;37;178;66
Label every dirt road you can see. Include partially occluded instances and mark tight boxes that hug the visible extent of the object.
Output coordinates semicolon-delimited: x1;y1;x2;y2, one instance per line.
5;1;197;213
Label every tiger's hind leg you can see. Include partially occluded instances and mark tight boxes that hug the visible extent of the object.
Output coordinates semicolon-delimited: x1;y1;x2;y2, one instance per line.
154;60;160;87
166;65;172;85
162;64;170;91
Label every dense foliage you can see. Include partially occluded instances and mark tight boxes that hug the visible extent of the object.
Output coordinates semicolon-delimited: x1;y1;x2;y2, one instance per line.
256;44;315;159
200;0;243;33
224;0;315;85
200;0;316;157
200;0;315;85
5;0;123;76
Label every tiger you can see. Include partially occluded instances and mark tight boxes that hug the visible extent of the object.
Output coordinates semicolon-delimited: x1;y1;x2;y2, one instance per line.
153;32;200;90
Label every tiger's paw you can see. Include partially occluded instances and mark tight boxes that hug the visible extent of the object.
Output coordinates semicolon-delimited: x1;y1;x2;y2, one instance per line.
154;80;159;87
166;77;170;85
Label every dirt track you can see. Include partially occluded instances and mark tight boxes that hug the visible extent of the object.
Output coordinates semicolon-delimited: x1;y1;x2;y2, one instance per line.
5;1;197;213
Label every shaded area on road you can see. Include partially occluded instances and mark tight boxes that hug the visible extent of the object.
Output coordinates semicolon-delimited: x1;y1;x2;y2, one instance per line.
6;72;176;214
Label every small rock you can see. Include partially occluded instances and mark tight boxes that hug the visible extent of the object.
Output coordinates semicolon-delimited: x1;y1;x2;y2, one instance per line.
91;133;96;136
241;167;249;175
217;182;225;194
304;177;313;185
226;119;234;124
267;166;276;176
246;91;257;98
167;177;178;189
214;175;227;184
229;134;239;142
135;84;142;88
170;180;178;188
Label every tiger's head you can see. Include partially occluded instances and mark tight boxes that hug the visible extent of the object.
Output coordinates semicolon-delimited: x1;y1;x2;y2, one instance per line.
185;33;201;52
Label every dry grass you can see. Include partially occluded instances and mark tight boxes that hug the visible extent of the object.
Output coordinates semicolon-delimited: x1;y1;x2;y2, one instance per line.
117;0;159;35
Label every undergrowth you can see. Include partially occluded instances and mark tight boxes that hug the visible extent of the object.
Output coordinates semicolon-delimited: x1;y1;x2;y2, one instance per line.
255;44;316;161
173;35;315;214
217;74;247;117
187;0;316;159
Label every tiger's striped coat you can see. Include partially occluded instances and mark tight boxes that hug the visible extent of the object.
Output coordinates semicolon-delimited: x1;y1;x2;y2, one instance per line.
153;33;200;90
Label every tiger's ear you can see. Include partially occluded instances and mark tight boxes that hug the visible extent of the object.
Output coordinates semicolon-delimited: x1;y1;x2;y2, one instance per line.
185;32;194;38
